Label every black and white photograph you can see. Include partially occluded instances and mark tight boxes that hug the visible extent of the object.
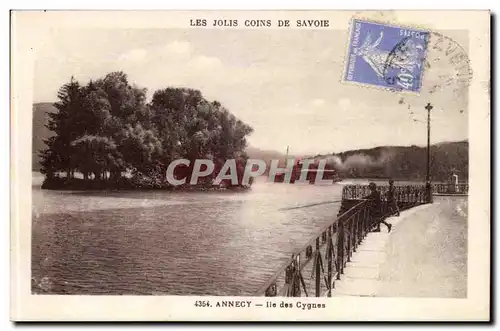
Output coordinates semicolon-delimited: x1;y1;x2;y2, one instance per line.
11;10;490;321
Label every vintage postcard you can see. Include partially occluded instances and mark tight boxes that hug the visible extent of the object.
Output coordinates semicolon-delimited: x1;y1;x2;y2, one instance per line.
11;10;490;321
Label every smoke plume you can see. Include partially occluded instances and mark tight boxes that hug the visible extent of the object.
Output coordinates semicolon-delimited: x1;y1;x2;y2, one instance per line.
323;150;395;170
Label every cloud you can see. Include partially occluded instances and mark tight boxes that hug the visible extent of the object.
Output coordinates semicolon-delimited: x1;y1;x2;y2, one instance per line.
319;48;333;59
163;41;191;55
310;98;325;107
76;38;305;103
118;41;191;64
118;48;148;62
190;55;222;70
338;98;350;110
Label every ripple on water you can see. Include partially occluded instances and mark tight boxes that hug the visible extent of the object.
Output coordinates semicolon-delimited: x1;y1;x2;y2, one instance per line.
32;180;344;295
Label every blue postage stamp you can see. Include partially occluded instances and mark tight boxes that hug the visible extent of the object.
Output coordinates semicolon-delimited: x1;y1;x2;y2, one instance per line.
344;19;430;92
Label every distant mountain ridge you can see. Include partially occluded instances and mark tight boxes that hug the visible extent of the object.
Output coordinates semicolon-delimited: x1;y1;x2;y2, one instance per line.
314;141;469;181
32;102;468;181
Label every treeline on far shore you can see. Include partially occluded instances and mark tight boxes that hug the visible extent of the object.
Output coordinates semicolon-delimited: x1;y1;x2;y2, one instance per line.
39;71;253;190
313;141;469;183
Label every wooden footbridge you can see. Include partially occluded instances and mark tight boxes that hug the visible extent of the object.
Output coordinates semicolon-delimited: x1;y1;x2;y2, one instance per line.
256;183;468;297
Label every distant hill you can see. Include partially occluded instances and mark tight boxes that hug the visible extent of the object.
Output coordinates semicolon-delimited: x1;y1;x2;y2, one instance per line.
32;102;468;181
245;146;287;164
315;141;469;182
32;102;57;171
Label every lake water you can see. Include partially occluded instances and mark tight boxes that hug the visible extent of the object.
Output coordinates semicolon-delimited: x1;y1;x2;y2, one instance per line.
32;173;378;295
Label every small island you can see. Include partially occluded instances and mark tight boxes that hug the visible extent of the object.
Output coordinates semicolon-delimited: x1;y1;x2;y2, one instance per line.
39;71;253;191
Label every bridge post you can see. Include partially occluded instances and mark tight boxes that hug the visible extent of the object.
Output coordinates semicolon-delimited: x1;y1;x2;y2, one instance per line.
327;225;333;296
346;218;352;262
337;221;344;279
353;212;358;252
360;208;365;237
315;237;320;297
363;207;368;236
425;182;433;203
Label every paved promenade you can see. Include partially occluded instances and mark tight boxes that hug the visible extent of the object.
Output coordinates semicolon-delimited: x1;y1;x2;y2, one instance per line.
332;196;467;298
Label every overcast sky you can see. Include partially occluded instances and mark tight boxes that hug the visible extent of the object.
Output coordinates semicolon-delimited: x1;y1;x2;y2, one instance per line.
34;28;468;155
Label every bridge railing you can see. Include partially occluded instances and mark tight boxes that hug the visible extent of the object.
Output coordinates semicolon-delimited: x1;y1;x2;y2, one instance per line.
256;184;427;297
432;183;469;195
342;184;428;203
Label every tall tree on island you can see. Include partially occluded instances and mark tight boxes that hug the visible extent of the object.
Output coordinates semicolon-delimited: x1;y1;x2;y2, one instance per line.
40;72;254;188
41;72;157;181
149;88;253;183
40;77;83;179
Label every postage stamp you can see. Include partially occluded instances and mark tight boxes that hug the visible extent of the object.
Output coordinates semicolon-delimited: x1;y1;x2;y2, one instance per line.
344;19;430;92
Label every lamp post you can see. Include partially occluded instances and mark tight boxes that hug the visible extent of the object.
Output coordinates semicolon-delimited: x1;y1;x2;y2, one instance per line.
424;102;433;203
425;102;433;182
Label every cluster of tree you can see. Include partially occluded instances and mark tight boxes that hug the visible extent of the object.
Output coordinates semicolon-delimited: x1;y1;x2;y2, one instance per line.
40;71;253;189
322;141;469;182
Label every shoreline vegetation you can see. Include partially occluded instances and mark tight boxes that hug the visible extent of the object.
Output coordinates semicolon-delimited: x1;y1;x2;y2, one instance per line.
41;176;251;191
36;71;469;191
39;71;254;191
